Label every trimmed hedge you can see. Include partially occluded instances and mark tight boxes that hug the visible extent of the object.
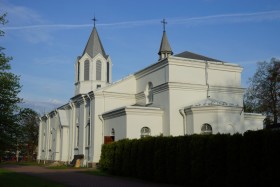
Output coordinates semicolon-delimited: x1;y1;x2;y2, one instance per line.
99;130;280;186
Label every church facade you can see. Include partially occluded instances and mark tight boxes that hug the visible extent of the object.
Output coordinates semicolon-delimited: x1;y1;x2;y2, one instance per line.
37;23;265;166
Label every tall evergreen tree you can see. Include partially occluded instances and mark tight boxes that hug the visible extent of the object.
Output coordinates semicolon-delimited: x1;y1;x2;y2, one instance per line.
0;13;22;159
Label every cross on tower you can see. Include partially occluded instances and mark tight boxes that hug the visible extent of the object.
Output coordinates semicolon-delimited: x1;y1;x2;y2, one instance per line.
92;16;97;27
161;19;167;32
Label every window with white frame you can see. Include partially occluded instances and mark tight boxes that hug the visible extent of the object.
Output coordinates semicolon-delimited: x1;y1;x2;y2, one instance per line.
77;62;80;81
84;60;89;80
96;60;102;80
76;117;79;147
86;122;90;146
201;123;212;135
43;130;46;151
76;126;79;146
107;61;110;83
141;127;151;138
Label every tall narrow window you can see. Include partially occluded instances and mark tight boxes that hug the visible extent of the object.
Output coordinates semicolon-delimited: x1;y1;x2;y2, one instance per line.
96;60;102;80
43;130;46;151
107;61;110;83
88;123;90;145
111;128;115;141
77;62;80;81
84;60;89;80
76;116;79;147
49;130;52;151
76;126;79;146
86;102;91;146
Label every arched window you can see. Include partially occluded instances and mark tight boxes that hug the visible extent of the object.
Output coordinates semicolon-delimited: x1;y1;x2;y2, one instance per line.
141;127;151;138
84;60;89;80
201;123;212;135
145;82;153;104
96;60;102;80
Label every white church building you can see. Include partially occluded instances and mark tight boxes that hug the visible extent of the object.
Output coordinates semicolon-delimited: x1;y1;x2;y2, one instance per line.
37;21;265;166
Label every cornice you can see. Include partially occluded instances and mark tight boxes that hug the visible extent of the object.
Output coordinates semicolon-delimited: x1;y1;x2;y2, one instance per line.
71;94;87;105
169;56;242;72
168;82;207;91
102;106;163;120
102;91;135;99
244;113;266;120
209;86;245;94
184;105;243;114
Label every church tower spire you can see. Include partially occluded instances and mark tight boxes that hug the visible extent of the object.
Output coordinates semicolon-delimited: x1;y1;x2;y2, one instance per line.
82;17;107;59
74;17;112;95
158;19;173;60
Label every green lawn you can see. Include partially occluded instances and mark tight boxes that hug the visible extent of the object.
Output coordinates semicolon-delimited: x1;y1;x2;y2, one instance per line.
82;168;110;176
0;168;64;187
0;161;40;166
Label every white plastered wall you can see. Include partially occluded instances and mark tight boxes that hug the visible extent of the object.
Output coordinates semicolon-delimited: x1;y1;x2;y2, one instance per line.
244;113;265;132
103;106;163;140
185;106;244;135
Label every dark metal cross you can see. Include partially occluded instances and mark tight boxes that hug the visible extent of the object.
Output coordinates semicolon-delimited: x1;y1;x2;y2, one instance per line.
161;19;167;32
92;16;97;27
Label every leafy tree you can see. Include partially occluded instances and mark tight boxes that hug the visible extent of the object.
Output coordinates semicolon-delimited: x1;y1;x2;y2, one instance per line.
17;108;40;161
244;58;280;124
0;13;22;159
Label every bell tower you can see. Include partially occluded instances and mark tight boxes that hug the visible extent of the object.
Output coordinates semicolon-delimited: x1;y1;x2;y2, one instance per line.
158;19;173;60
74;17;112;95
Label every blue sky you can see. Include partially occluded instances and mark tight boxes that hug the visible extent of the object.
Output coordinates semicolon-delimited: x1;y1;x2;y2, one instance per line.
1;0;280;113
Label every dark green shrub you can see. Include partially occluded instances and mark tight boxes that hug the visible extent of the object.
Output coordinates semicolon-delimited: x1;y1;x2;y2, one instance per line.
99;143;116;172
99;130;280;187
203;134;227;186
226;133;242;187
175;136;191;186
240;130;264;186
153;136;167;182
189;134;207;186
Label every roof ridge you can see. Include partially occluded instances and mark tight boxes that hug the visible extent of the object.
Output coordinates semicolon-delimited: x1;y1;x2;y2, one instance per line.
175;51;223;62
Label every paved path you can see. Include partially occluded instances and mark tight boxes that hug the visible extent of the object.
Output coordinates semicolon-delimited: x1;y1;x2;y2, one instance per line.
1;165;182;187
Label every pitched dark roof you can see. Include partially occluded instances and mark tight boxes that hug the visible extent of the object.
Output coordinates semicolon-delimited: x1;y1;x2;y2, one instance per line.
175;51;223;62
158;31;173;55
82;27;107;58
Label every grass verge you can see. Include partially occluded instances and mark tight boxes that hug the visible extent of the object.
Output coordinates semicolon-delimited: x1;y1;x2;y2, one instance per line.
0;168;64;187
82;168;110;176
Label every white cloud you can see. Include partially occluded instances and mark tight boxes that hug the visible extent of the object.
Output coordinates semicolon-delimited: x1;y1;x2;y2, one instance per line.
0;1;45;25
20;99;65;115
0;0;53;43
2;10;280;31
169;10;280;26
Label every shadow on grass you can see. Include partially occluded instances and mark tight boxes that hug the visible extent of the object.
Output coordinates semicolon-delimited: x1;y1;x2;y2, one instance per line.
82;168;110;176
0;168;64;187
